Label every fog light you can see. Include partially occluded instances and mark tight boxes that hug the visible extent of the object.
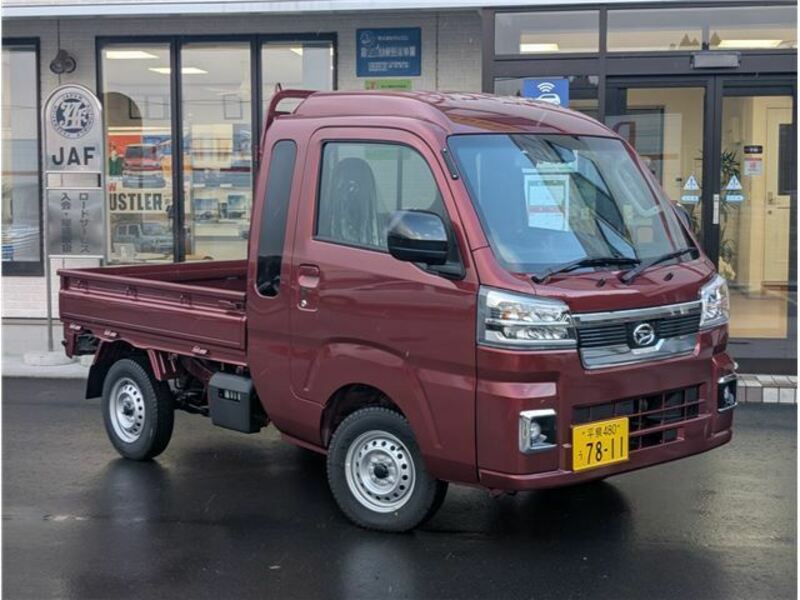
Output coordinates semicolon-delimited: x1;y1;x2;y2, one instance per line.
717;373;738;412
519;409;557;453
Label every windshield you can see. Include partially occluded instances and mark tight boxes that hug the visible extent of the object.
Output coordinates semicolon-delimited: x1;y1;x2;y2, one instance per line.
448;134;691;274
126;146;158;159
141;223;167;236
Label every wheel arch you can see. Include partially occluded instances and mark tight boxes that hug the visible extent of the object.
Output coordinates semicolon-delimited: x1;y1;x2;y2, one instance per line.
86;341;170;399
320;383;404;448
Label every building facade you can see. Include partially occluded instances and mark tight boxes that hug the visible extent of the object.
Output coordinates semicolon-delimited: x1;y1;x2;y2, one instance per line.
2;0;797;372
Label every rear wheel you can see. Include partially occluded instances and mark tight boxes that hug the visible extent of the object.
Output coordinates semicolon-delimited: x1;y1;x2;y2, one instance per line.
102;357;174;461
326;406;447;532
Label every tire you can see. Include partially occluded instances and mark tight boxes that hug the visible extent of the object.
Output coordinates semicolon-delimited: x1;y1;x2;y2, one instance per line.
326;406;447;532
102;357;174;461
422;480;449;525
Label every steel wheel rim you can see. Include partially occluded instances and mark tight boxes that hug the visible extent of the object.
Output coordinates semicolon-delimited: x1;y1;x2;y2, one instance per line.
109;377;145;443
344;430;416;513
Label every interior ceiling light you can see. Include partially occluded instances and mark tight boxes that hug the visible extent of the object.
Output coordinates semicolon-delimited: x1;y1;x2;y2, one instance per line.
106;50;159;60
148;67;208;75
519;43;560;53
717;39;783;49
290;47;304;56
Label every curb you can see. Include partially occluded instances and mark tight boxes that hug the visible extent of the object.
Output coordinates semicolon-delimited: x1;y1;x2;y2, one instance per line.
2;355;90;379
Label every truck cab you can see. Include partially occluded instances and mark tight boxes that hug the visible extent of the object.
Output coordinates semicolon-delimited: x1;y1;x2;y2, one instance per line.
60;90;736;532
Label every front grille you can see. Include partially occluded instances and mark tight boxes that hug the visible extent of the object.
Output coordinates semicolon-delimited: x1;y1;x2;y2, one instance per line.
573;385;702;452
655;313;701;338
577;323;629;347
576;312;701;348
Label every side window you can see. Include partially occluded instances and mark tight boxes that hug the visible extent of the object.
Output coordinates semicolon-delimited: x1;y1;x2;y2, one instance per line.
316;142;448;251
256;140;297;297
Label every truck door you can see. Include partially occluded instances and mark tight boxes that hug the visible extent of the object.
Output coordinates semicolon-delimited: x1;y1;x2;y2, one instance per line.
246;138;304;436
289;127;479;482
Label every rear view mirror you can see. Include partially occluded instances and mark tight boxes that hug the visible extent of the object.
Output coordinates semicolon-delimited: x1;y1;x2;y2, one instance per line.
387;210;449;266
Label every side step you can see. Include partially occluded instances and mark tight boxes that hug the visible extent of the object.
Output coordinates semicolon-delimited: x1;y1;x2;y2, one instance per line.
208;372;267;433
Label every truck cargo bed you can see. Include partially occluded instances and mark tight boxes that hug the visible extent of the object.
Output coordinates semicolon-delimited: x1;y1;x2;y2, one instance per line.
59;260;248;365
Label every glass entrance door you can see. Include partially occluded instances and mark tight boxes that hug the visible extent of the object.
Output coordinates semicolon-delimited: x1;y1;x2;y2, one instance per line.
718;82;796;364
606;77;797;371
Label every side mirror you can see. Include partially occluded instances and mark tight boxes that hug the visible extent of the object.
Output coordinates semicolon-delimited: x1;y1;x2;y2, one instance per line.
387;210;449;266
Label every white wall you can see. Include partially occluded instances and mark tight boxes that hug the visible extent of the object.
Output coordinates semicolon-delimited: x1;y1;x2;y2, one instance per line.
2;10;483;318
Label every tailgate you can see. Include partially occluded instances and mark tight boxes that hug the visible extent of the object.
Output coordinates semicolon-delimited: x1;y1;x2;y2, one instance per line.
59;262;247;364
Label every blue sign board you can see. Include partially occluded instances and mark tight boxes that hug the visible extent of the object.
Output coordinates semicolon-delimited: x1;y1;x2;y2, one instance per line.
357;28;421;77
522;78;569;107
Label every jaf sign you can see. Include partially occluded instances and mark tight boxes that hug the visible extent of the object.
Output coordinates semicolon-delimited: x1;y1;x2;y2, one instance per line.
522;78;569;107
357;28;421;77
43;84;106;257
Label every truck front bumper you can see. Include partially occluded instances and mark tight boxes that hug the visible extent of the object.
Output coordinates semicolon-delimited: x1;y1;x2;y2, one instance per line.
480;418;731;491
476;327;736;491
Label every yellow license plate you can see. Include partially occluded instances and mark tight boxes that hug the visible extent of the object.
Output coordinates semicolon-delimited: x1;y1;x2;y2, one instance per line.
572;417;629;472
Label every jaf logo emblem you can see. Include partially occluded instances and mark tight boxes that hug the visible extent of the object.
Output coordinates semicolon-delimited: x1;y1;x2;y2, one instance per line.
50;91;94;139
631;322;657;347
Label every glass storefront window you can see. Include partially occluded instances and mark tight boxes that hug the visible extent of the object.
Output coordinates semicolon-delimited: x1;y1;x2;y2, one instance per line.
495;11;599;55
608;5;797;52
493;75;599;118
100;37;335;264
608;9;704;52
101;43;174;263
181;42;253;261
708;6;797;50
2;44;42;273
262;40;333;113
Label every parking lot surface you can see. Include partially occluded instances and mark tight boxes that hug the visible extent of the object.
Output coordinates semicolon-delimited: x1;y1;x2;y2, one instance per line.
3;377;796;599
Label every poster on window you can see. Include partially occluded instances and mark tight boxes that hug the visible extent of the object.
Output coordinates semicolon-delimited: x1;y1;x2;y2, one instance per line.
106;133;174;261
525;172;570;231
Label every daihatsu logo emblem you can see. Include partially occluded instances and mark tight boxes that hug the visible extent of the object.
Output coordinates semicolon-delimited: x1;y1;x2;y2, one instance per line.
632;322;656;347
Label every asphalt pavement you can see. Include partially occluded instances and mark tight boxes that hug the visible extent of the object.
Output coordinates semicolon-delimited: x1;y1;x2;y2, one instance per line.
2;377;796;599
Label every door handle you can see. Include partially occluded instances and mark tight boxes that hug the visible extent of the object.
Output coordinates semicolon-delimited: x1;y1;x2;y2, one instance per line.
297;264;321;311
298;264;320;289
712;193;720;225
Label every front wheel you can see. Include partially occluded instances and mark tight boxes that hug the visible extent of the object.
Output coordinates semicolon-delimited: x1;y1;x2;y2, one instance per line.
102;357;174;461
326;407;447;532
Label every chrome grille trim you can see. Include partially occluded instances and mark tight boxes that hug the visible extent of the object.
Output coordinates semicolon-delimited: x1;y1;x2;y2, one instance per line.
572;300;702;326
573;301;702;369
580;336;696;369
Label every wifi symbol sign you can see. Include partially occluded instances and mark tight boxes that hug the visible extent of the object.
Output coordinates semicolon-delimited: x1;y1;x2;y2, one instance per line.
522;78;568;106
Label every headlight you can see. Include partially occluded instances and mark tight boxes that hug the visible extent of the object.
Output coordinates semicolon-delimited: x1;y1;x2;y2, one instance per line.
699;274;730;329
478;287;576;349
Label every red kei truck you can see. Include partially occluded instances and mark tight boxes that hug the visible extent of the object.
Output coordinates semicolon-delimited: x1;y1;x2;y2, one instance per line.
60;90;738;532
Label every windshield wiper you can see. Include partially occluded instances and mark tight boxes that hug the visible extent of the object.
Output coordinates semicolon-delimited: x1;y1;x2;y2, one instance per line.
532;256;640;284
619;247;699;284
